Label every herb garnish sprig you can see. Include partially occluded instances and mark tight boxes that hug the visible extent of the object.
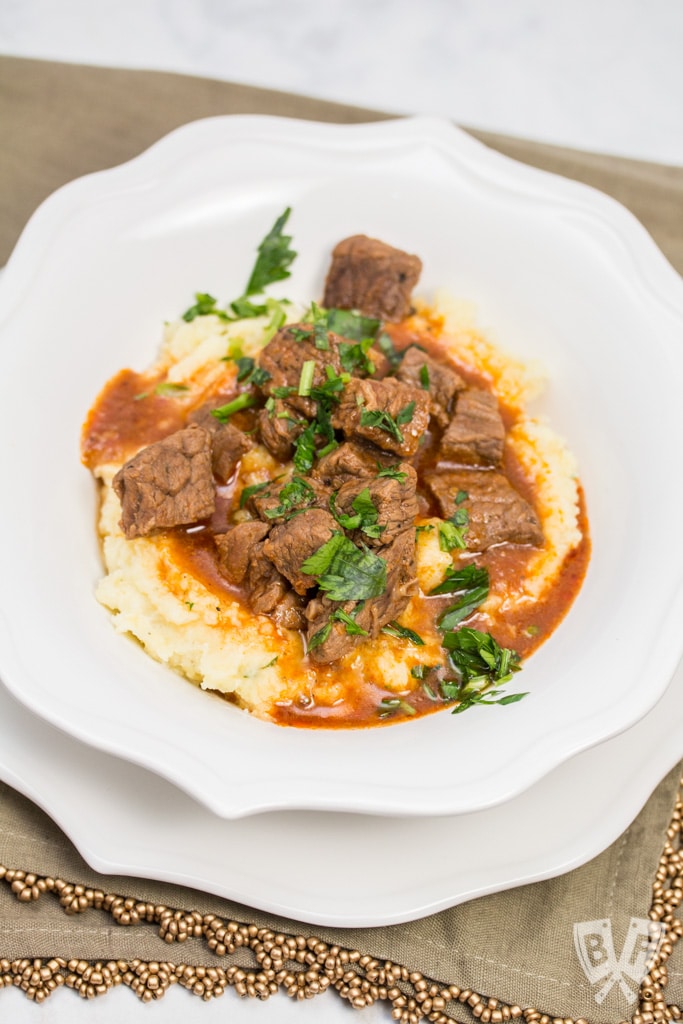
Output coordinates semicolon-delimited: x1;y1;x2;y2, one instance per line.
181;208;296;324
301;533;387;603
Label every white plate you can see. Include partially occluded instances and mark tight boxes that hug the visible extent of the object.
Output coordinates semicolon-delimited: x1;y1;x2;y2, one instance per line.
0;657;680;927
0;115;682;819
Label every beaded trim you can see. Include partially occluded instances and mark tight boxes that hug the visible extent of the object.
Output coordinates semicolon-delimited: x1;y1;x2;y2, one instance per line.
1;777;681;1022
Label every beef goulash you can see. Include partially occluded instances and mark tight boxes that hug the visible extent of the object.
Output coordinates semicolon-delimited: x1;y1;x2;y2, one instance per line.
82;210;589;727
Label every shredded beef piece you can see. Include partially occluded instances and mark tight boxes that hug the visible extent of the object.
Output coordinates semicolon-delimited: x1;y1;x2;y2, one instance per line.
397;346;466;428
258;324;343;419
257;400;305;461
188;403;252;481
263;508;338;595
305;529;418;664
425;469;544;550
312;440;395;490
332;376;430;457
334;464;418;548
113;425;215;539
323;235;422;322
214;520;288;615
439;388;505;466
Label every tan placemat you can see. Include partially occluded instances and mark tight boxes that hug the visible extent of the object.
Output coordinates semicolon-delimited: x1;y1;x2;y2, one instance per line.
1;56;683;1020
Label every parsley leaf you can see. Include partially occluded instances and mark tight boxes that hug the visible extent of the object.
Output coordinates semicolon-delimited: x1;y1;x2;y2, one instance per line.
292;422;317;473
378;697;416;719
211;393;257;420
331;606;368;637
376;464;408;483
301;533;387;602
232;356;271;387
396;401;416;425
375;331;403;370
330;487;384;539
360;402;414;444
381;621;425;646
430;563;489;631
239;479;272;509
442;627;521;687
338;336;376;375
325;308;381;341
360;409;404;444
244;207;297;296
182;292;230;322
263;476;316;519
154;382;190;396
450;687;529;715
438;507;470;551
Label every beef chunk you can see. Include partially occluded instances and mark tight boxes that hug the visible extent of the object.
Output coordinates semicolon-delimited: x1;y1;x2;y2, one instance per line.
257;400;305;461
250;475;329;525
333;377;430;457
323;235;422;322
263;508;338;595
272;590;307;631
214;520;288;615
312;440;395;490
113;425;215;539
258;324;343;419
188;403;252;481
304;594;363;664
439;388;505;466
334;464;419;548
214;520;270;584
425;469;544;550
305;530;418;664
396;346;465;428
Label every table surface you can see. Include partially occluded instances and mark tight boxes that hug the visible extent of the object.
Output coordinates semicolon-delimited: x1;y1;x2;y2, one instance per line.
2;4;682;1021
2;0;683;167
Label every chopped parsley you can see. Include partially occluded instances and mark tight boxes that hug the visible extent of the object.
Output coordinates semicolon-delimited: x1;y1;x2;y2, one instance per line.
154;381;190;396
449;686;529;715
307;605;369;650
330;487;384;539
360;401;415;444
292;422;317;473
325;308;381;342
375;331;403;370
381;621;425;646
181;292;229;323
263;476;316;519
325;309;382;376
233;356;271;387
442;627;521;688
378;697;416;719
376;464;408;483
430;564;489;631
438;507;469;551
239;479;272;509
301;533;387;602
298;359;316;397
211;393;257;420
419;364;430;389
338;335;376;375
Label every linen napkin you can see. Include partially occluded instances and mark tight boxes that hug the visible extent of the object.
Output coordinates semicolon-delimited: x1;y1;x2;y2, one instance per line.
1;56;682;1021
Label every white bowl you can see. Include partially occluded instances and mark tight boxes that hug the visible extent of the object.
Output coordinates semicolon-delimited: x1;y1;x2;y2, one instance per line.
0;115;681;819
